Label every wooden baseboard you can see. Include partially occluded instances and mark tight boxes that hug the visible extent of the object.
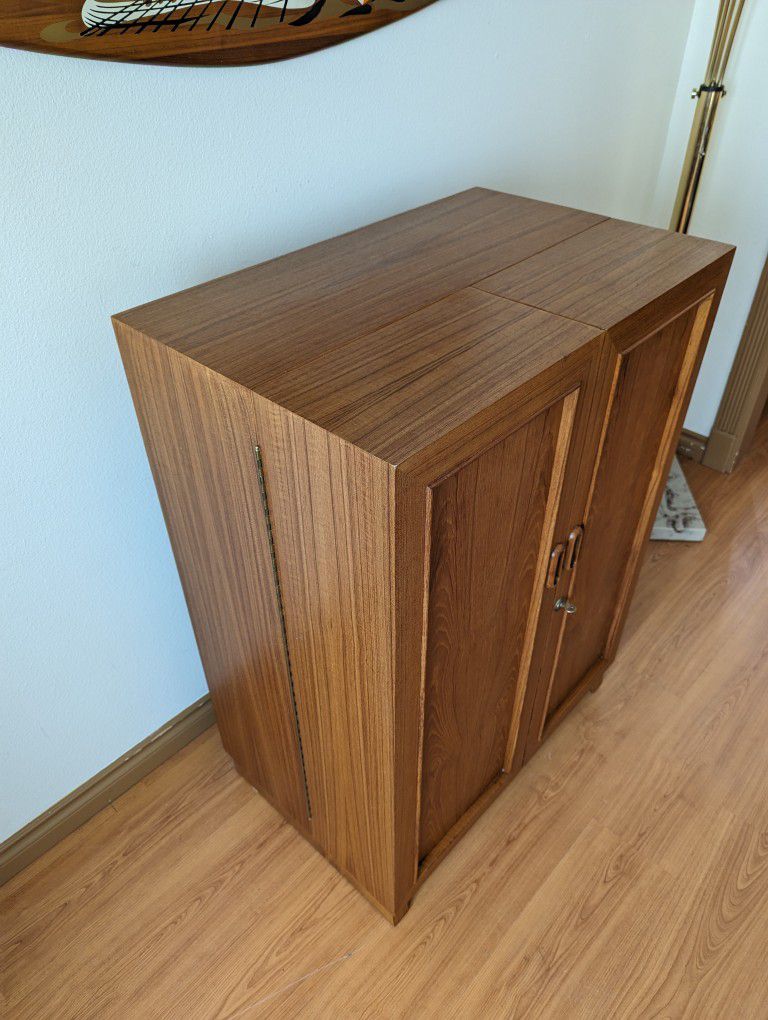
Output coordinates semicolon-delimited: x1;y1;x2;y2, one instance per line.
677;428;708;464
701;427;739;473
0;695;215;887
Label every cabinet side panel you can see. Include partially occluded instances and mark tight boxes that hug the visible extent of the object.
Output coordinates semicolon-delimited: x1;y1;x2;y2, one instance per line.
253;404;397;915
116;325;309;827
418;400;567;859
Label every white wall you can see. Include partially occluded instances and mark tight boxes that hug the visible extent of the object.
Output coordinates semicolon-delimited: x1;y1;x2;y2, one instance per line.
652;0;768;436
0;0;696;841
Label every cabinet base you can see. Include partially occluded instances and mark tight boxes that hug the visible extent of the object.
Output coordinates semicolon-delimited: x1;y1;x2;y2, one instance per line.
415;660;612;905
541;659;610;742
228;659;611;924
230;758;403;925
416;773;511;895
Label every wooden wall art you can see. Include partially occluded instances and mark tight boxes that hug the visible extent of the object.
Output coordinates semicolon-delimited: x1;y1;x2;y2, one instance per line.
0;0;436;65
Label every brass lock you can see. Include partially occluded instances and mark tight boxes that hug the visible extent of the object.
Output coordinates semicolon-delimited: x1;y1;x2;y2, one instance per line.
555;597;577;615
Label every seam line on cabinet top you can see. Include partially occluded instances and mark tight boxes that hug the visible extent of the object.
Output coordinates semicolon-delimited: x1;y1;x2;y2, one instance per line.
472;229;735;334
240;217;614;397
116;215;612;403
252;219;610;394
466;287;606;333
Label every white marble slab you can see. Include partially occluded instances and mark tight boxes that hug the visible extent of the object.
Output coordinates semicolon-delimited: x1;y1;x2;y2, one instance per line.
651;457;706;542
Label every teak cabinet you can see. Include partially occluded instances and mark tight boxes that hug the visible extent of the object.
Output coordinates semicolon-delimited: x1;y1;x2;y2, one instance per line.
114;189;733;923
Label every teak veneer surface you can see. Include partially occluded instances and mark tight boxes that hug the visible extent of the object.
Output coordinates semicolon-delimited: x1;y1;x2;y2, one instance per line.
3;420;768;1018
113;190;729;467
112;189;734;923
115;189;606;396
419;399;567;858
476;216;732;330
116;331;311;825
541;301;712;727
264;288;598;464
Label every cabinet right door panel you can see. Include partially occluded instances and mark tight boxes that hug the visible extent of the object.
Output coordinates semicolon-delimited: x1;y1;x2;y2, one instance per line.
535;296;714;734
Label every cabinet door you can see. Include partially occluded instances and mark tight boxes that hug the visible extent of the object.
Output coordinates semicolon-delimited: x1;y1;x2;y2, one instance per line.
417;390;581;860
524;296;715;747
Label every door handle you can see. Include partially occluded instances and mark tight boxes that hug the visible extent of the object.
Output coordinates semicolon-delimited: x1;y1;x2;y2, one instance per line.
546;543;565;590
566;526;584;571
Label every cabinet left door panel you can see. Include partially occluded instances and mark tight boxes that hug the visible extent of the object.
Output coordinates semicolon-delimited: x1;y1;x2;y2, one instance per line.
418;391;578;860
117;327;310;828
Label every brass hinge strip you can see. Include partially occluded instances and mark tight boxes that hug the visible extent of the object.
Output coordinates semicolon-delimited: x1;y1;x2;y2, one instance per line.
254;445;313;820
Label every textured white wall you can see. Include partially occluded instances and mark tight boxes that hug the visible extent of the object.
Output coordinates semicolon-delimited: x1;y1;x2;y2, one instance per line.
652;0;768;436
0;0;696;840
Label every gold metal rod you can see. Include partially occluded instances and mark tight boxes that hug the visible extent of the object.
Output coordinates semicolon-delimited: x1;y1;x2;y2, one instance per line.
670;0;747;233
670;95;708;231
679;91;721;233
710;0;732;81
718;0;741;78
719;0;746;79
705;0;728;81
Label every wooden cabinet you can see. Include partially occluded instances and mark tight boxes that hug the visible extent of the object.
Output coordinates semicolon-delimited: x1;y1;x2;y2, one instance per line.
114;190;733;923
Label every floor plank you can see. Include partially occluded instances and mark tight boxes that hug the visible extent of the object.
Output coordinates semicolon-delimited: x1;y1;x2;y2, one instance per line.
3;419;768;1019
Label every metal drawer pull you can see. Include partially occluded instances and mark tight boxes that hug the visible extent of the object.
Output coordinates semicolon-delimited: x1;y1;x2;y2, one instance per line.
546;544;565;590
566;525;584;571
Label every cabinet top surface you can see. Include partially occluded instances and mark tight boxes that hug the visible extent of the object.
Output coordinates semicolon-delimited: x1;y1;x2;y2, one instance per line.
114;188;733;464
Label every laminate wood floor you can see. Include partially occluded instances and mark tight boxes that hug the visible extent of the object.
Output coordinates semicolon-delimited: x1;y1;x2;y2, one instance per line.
3;420;768;1019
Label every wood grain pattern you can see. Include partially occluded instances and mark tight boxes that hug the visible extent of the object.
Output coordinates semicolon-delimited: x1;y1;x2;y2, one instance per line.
4;420;768;1016
119;325;400;917
0;696;214;887
603;297;717;660
116;325;310;826
507;333;618;776
116;189;606;395
545;303;710;726
249;402;399;918
111;188;734;921
518;274;729;761
419;398;568;858
394;341;600;894
476;215;732;330
266;287;599;464
0;0;437;67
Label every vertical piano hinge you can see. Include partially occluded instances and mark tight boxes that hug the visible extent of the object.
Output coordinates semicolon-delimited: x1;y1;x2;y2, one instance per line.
254;444;313;820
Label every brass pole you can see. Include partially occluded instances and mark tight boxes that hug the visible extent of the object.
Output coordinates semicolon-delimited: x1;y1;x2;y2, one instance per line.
719;0;746;75
710;0;733;77
706;0;729;79
669;0;747;234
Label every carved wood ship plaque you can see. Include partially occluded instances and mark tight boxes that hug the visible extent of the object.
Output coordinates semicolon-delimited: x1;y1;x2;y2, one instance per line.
0;0;436;65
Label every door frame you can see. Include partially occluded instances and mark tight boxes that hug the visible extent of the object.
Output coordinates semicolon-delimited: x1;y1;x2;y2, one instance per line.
701;250;768;473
